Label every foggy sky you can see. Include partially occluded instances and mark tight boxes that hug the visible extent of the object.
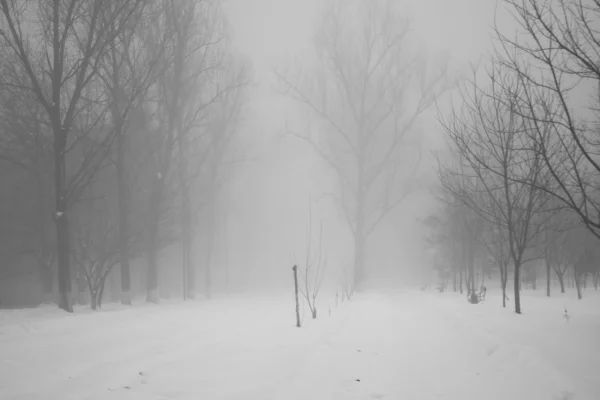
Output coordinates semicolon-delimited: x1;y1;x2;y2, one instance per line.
219;0;509;288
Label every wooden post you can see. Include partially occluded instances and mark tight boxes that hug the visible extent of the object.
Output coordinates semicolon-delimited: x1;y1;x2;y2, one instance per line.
292;265;301;328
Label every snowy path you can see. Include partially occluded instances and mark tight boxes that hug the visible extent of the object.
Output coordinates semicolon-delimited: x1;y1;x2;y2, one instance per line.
272;292;598;400
1;291;598;399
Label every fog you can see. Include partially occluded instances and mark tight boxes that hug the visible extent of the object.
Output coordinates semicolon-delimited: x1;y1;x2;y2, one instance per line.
3;2;600;399
217;0;504;291
0;0;514;304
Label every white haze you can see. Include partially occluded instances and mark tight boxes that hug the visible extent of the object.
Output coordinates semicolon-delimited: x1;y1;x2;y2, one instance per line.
217;0;507;291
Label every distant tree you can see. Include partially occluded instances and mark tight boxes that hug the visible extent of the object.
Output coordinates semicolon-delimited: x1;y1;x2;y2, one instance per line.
436;156;487;298
277;0;448;288
98;1;166;304
200;57;252;298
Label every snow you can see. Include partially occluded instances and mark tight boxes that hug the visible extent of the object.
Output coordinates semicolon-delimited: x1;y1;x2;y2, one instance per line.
1;290;599;400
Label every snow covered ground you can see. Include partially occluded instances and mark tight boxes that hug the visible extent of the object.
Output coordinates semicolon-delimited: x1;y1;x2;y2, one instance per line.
1;289;599;400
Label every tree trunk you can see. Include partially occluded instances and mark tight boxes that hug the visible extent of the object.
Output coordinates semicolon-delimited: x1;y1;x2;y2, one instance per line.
293;265;301;328
53;141;72;312
116;122;132;305
514;260;522;314
49;0;72;313
500;262;507;308
183;189;194;299
467;243;475;295
145;173;164;303
459;264;463;294
34;165;54;303
41;262;54;303
90;290;98;310
546;260;551;297
177;116;194;300
76;269;87;305
452;270;457;292
146;222;159;303
204;163;218;299
312;308;317;319
98;277;107;308
222;213;229;294
557;271;565;293
574;270;583;300
352;147;369;288
146;192;160;303
353;187;366;289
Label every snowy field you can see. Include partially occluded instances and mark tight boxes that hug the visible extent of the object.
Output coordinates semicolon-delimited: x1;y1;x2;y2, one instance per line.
1;289;599;400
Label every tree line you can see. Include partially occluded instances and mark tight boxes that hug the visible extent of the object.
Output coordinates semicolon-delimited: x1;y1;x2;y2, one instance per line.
0;0;250;311
427;0;600;313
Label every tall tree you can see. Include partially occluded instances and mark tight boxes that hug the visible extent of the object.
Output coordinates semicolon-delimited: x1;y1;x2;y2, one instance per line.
494;0;600;241
277;0;447;287
201;58;251;298
97;1;166;304
439;62;551;313
0;0;144;311
0;66;55;300
143;0;227;302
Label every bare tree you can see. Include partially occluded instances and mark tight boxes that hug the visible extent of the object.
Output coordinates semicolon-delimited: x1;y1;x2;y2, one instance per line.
298;201;328;319
201;58;251;298
95;1;169;305
0;0;144;311
439;62;551;313
481;192;512;306
172;0;232;300
494;0;600;243
71;204;119;310
140;0;229;302
436;153;488;299
424;189;487;298
277;0;448;288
